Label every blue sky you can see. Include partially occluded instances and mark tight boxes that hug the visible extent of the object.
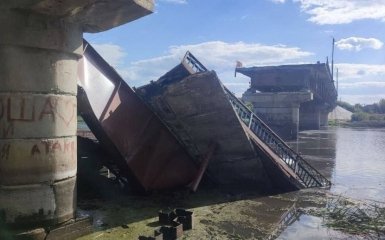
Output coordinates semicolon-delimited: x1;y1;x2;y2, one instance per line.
85;0;385;104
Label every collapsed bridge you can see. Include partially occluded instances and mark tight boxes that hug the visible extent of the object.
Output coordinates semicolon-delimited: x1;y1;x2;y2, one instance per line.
78;41;330;193
237;63;338;140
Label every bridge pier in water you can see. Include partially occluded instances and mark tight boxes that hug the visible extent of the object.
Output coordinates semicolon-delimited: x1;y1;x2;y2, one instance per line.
242;91;312;140
0;1;153;237
236;63;337;140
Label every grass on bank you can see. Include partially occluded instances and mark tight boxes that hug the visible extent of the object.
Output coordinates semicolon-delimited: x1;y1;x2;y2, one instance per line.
307;197;385;239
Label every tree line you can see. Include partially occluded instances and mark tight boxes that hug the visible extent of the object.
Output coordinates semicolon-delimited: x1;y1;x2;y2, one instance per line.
338;99;385;122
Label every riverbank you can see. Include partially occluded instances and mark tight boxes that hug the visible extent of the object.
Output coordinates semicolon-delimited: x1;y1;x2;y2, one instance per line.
76;186;384;240
73;127;385;239
329;120;385;128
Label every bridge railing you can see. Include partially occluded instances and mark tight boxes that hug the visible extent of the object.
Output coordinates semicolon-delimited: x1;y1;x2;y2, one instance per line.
224;88;331;188
182;51;208;73
182;51;330;188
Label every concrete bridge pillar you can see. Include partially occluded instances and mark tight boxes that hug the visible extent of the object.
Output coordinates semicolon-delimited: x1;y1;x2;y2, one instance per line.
242;91;312;140
0;0;153;235
299;101;321;130
0;9;81;230
320;108;330;126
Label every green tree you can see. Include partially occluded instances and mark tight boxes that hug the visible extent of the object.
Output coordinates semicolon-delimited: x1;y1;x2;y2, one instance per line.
379;99;385;114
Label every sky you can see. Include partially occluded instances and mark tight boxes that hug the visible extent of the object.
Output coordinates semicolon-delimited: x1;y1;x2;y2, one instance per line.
84;0;385;105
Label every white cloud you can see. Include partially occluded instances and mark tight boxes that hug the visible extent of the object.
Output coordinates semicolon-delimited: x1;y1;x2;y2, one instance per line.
335;63;385;80
158;0;187;4
271;0;286;3
336;37;383;51
335;63;385;104
293;0;385;25
120;41;313;96
88;42;385;104
91;43;126;68
339;94;385;105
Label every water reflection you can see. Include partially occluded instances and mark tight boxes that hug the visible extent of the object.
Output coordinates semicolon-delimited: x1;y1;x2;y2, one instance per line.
276;127;385;239
288;127;337;181
288;127;385;202
277;214;352;240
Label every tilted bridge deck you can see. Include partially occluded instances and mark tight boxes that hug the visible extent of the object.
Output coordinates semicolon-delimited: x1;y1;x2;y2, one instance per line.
183;51;331;189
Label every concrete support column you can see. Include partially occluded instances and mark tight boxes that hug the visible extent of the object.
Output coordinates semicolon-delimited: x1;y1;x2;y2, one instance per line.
242;91;312;140
0;9;81;229
320;110;329;126
299;101;321;130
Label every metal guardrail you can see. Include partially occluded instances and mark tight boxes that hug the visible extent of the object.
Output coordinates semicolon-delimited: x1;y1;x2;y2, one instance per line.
224;88;331;188
183;51;208;73
266;203;300;240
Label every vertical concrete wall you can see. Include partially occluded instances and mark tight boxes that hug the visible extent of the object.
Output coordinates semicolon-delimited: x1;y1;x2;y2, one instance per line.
319;111;329;126
0;10;81;228
242;92;312;140
299;101;320;130
252;107;300;140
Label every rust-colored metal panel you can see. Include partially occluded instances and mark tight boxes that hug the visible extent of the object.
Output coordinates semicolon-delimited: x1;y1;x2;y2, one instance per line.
77;40;199;192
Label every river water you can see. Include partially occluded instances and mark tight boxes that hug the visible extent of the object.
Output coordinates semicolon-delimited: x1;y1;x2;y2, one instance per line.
290;127;385;202
277;127;385;239
76;126;385;239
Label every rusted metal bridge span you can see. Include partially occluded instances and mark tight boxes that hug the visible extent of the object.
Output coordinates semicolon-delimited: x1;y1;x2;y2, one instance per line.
78;44;330;194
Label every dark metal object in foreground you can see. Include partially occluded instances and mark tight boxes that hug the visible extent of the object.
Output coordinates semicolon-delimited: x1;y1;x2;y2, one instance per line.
140;208;193;240
78;41;205;192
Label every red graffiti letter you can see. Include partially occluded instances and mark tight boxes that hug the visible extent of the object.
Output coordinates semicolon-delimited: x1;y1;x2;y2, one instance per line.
0;143;10;161
52;141;62;152
39;97;56;121
31;145;41;156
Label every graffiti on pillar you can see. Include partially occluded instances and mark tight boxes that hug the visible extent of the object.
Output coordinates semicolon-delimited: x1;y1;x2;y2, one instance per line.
0;143;10;161
7;97;35;122
39;97;57;122
0;122;14;138
55;99;76;126
30;139;76;160
0;96;76;136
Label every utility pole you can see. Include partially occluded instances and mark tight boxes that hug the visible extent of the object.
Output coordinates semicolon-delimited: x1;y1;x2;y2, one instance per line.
332;37;335;81
336;68;339;95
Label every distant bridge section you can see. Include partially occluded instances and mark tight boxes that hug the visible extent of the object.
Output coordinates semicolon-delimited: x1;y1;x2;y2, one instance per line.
236;62;338;140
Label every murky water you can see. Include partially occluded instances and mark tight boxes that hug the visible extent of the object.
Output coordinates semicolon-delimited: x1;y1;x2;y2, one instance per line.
289;127;385;202
278;127;385;239
76;126;385;239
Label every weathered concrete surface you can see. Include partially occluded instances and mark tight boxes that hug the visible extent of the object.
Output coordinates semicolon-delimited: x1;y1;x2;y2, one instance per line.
299;101;321;130
237;63;337;134
0;46;78;94
0;0;154;233
0;0;154;33
0;94;77;138
0;137;76;185
242;91;312;140
138;71;271;189
0;177;76;226
0;9;80;229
